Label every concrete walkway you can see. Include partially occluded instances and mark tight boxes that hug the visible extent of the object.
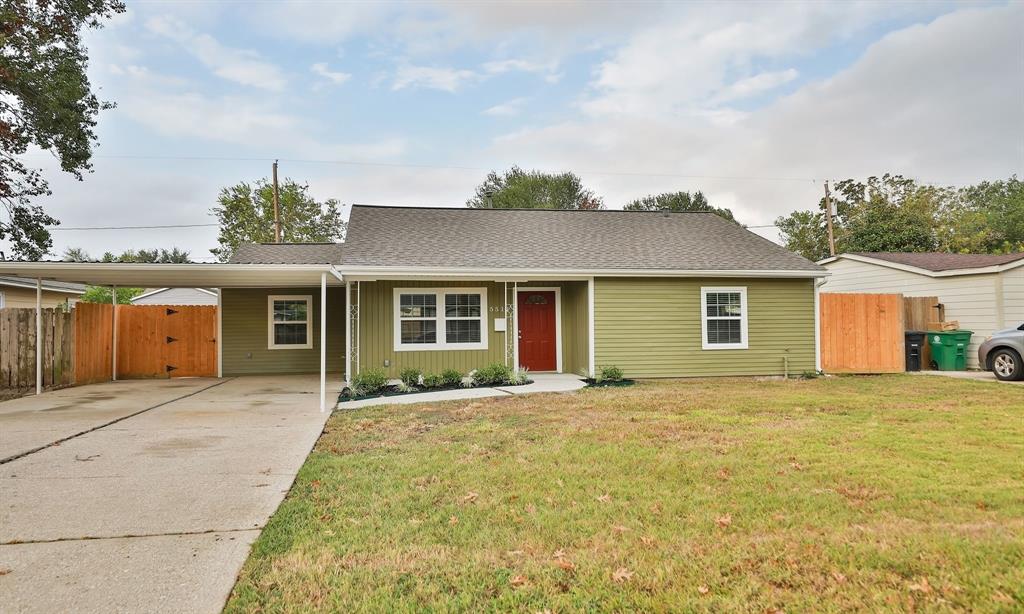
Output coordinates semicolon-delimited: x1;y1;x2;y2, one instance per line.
337;373;587;409
0;375;334;614
910;370;1023;385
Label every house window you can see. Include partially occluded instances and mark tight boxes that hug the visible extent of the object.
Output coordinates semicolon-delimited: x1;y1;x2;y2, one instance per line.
394;288;487;351
701;287;748;350
268;295;313;349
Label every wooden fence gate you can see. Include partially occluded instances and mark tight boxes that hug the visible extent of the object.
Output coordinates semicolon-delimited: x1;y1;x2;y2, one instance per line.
73;302;217;383
820;293;905;373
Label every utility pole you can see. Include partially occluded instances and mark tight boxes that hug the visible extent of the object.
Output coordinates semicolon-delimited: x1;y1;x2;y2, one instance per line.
272;159;280;243
824;180;836;257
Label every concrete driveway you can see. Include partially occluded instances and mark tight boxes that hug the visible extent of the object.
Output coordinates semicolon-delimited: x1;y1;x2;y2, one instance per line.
0;375;333;613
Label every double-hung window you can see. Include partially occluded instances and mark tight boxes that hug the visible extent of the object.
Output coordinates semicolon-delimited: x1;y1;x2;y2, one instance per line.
394;288;487;351
268;295;313;349
701;287;748;350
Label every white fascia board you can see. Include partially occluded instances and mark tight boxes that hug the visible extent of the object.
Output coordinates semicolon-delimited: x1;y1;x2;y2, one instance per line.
822;253;1024;278
0;279;85;294
339;266;829;280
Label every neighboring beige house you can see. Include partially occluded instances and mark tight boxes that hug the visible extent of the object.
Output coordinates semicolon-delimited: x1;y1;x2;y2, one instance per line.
0;276;85;309
131;287;218;305
819;252;1024;368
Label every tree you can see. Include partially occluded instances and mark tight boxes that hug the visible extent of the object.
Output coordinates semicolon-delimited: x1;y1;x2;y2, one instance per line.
775;210;832;262
623;190;738;223
938;176;1024;253
1;0;126;259
63;246;191;303
467;166;604;210
211;179;344;261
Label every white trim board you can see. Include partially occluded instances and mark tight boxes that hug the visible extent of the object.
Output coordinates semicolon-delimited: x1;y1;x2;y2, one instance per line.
818;253;1024;278
342;266;828;280
516;286;563;373
700;286;749;351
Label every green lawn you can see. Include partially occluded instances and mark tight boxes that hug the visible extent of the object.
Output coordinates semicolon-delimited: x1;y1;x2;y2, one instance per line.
226;376;1024;613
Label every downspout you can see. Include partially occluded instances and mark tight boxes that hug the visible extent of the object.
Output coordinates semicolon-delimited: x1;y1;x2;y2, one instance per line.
814;278;825;373
35;278;41;395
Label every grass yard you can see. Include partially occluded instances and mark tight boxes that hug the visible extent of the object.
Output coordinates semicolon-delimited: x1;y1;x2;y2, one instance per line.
226;376;1024;613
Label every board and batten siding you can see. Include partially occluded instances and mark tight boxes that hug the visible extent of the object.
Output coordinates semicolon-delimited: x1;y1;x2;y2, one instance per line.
593;277;816;378
821;258;1015;368
221;287;345;376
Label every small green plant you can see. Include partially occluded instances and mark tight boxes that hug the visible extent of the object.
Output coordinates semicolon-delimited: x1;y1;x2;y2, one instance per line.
441;368;464;387
399;368;422;388
422;373;444;389
351;368;387;396
508;367;531;385
472;363;514;386
800;370;822;380
599;365;624;382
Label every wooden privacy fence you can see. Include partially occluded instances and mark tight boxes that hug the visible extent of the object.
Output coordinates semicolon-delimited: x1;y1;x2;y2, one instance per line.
76;303;218;380
0;308;75;395
1;303;217;397
819;293;939;373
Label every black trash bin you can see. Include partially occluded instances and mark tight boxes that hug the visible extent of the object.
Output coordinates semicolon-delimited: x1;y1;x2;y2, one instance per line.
905;331;926;372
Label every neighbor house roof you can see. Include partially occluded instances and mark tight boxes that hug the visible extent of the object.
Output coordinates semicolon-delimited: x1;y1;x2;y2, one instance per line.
338;205;825;274
846;252;1024;272
819;252;1024;276
229;243;345;265
0;276;86;294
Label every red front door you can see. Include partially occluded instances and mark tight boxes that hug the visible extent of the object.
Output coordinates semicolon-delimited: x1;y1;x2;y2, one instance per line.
518;291;557;371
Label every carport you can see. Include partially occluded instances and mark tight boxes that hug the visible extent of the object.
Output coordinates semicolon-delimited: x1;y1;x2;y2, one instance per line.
0;262;346;411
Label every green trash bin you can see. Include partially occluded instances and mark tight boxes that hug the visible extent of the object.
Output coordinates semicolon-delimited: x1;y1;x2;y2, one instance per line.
927;330;973;371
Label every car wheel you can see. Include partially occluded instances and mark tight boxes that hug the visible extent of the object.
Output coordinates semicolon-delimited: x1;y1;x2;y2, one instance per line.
991;348;1024;381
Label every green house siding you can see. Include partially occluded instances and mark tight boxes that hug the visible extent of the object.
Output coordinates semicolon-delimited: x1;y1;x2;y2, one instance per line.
221;287;345;376
594;277;815;378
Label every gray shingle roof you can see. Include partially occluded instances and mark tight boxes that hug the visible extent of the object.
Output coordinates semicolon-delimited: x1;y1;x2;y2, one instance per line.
229;243;344;265
340;205;824;272
849;252;1024;272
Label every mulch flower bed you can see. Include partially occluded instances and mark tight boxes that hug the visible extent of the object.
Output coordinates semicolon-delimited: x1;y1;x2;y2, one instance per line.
583;378;636;388
339;379;534;403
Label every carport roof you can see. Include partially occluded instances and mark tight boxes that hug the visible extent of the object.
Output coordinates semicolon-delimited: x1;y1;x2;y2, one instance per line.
0;262;344;288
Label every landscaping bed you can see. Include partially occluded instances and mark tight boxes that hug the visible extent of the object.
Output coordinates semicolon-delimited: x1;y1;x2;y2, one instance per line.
338;363;533;403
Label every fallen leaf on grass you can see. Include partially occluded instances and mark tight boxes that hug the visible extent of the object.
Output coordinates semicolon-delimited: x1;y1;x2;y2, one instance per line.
597;493;611;503
553;549;567;560
789;462;803;471
510;574;528;588
992;591;1013;603
640;535;656;547
449;516;458;525
612;567;634;583
715;514;732;528
697;585;710;595
525;503;537;514
831;571;847;584
462;491;479;504
908;577;932;594
716;467;731;481
506;550;525;557
611;525;630;535
555;558;577;572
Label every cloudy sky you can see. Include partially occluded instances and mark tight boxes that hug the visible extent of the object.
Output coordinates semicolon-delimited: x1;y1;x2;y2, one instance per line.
14;0;1023;262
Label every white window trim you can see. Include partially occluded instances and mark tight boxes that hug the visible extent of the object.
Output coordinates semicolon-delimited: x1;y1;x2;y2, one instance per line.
267;294;313;350
515;286;563;373
701;286;749;350
393;287;488;352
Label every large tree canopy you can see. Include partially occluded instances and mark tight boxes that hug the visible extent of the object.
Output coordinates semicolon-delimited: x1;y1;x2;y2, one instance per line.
775;174;1022;261
623;190;738;223
211;178;344;262
1;0;125;260
467;166;604;210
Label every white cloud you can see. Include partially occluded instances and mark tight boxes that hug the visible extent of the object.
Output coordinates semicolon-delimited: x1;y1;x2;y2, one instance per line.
482;97;529;117
392;65;478;92
482;59;561;83
310;62;352;87
489;4;1022;236
145;16;287;91
712;69;799;103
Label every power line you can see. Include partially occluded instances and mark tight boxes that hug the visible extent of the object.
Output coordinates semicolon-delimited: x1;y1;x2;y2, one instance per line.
50;223;219;231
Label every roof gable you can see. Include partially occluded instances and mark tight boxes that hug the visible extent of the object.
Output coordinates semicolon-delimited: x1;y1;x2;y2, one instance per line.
821;252;1024;275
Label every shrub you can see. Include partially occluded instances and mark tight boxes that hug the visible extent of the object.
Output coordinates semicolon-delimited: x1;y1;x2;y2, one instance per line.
399;368;422;388
472;363;514;387
422;373;444;389
440;368;464;388
599;365;624;382
352;368;387;396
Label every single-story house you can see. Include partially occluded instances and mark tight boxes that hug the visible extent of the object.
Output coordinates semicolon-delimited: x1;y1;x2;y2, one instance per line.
0;276;85;309
131;287;218;305
0;205;828;409
819;252;1024;368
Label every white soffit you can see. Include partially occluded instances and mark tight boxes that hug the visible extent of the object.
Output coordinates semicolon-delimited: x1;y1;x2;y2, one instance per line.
0;263;344;288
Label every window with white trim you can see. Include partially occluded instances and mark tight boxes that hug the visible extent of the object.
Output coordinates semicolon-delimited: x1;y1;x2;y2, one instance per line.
394;288;487;351
268;295;313;349
701;287;748;350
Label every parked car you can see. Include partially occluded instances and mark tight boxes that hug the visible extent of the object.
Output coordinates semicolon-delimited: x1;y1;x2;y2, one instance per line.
978;323;1024;381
